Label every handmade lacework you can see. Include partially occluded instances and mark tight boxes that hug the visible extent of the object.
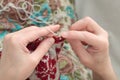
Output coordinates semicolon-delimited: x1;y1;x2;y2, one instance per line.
0;0;92;80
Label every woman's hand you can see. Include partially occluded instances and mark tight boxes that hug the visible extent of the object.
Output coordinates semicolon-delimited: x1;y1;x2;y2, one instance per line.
0;25;60;80
61;17;117;80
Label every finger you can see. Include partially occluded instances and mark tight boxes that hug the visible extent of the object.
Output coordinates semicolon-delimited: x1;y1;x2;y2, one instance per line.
70;17;106;35
68;39;92;65
15;25;59;34
13;25;60;45
61;31;102;47
30;38;54;62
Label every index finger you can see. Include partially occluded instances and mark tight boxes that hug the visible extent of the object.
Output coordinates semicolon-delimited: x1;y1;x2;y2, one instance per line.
71;17;106;36
13;25;60;44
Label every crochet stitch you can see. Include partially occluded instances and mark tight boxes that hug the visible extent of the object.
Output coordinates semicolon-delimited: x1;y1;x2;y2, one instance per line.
0;0;92;80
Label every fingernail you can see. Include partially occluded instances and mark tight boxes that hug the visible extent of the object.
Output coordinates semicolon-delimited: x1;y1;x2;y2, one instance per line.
48;38;55;43
61;32;68;38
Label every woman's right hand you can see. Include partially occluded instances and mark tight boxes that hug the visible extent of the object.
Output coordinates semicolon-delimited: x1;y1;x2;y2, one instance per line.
61;17;117;80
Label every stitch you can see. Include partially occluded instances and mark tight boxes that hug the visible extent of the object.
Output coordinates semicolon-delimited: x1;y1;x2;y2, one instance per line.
0;0;92;80
0;1;51;26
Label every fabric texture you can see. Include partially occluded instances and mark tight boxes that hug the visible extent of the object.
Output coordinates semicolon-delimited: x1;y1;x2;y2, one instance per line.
0;0;92;80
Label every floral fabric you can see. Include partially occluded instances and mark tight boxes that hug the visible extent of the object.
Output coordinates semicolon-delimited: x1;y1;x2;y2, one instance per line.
0;0;92;80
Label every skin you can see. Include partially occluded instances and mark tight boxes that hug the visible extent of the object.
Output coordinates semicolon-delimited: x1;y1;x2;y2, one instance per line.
0;17;117;80
0;25;60;80
61;17;117;80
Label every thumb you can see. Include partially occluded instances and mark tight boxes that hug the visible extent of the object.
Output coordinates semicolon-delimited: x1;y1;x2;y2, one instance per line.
30;38;55;63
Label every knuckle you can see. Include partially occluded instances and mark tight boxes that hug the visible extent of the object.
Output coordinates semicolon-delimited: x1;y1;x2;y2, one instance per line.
105;40;109;47
100;39;109;49
100;32;109;49
4;33;13;41
84;16;92;22
4;34;18;44
9;35;18;41
84;17;95;25
69;31;74;36
81;31;89;39
4;34;11;40
25;26;40;32
29;26;43;34
104;30;109;38
30;26;40;30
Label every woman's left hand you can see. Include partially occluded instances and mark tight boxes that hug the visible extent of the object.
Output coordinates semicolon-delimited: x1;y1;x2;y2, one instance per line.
0;25;60;80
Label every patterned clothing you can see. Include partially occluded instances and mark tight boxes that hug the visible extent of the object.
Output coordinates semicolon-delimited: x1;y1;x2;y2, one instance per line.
0;0;92;80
